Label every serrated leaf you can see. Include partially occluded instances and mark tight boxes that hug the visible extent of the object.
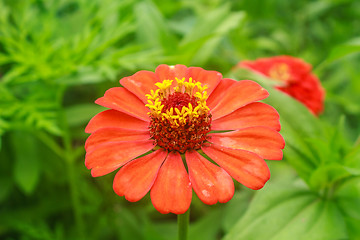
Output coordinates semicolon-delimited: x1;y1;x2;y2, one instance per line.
1;65;29;83
11;100;61;136
11;131;41;195
224;181;348;240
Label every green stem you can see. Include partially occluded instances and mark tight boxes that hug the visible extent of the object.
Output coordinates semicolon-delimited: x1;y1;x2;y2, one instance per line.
354;134;360;147
178;209;190;240
35;131;64;158
58;96;85;239
66;158;85;240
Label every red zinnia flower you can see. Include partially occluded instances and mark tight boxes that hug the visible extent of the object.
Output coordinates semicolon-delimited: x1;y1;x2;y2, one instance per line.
238;56;325;115
85;64;284;214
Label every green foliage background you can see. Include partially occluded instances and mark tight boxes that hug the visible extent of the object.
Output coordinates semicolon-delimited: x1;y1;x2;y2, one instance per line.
1;0;360;239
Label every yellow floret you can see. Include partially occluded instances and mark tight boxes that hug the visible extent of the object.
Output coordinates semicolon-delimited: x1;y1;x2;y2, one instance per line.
146;77;210;127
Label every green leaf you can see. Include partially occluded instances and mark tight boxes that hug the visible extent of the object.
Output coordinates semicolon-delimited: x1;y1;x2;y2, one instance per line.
117;208;145;240
65;103;105;127
189;208;223;240
344;144;360;170
279;117;319;180
11;131;41;195
335;178;360;238
343;217;360;240
151;221;177;240
0;176;12;203
143;219;168;240
326;38;360;64
180;5;245;65
335;178;360;220
222;189;253;233
181;4;231;45
224;181;348;240
8;96;62;136
134;1;176;50
190;11;245;65
309;163;351;191
0;137;13;203
1;65;30;84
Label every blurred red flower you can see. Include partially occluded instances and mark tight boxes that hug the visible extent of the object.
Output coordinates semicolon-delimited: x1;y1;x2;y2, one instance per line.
85;64;284;214
238;56;325;115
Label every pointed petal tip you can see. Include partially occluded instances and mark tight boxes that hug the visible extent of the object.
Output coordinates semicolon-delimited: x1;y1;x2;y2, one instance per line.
94;97;105;106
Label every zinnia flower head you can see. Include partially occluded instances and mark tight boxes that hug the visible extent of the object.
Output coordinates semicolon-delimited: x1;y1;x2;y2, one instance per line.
238;56;325;115
85;64;285;214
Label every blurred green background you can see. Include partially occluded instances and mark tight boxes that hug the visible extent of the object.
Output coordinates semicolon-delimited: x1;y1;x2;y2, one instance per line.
1;0;360;239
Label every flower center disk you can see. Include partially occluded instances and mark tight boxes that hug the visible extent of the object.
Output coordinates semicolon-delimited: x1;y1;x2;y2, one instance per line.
269;63;290;82
146;78;212;153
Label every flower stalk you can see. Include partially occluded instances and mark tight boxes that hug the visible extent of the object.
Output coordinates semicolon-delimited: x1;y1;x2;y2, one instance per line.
178;208;190;240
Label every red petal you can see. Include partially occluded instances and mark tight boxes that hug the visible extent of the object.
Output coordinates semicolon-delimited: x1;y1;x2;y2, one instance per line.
207;78;237;110
85;110;149;133
209;127;284;160
113;150;167;202
95;87;149;121
85;140;154;177
155;64;188;81
211;102;281;132
239;56;312;82
185;151;234;205
150;152;192;214
120;70;159;103
91;165;123;178
186;67;222;95
85;128;150;152
208;80;269;120
202;144;270;190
